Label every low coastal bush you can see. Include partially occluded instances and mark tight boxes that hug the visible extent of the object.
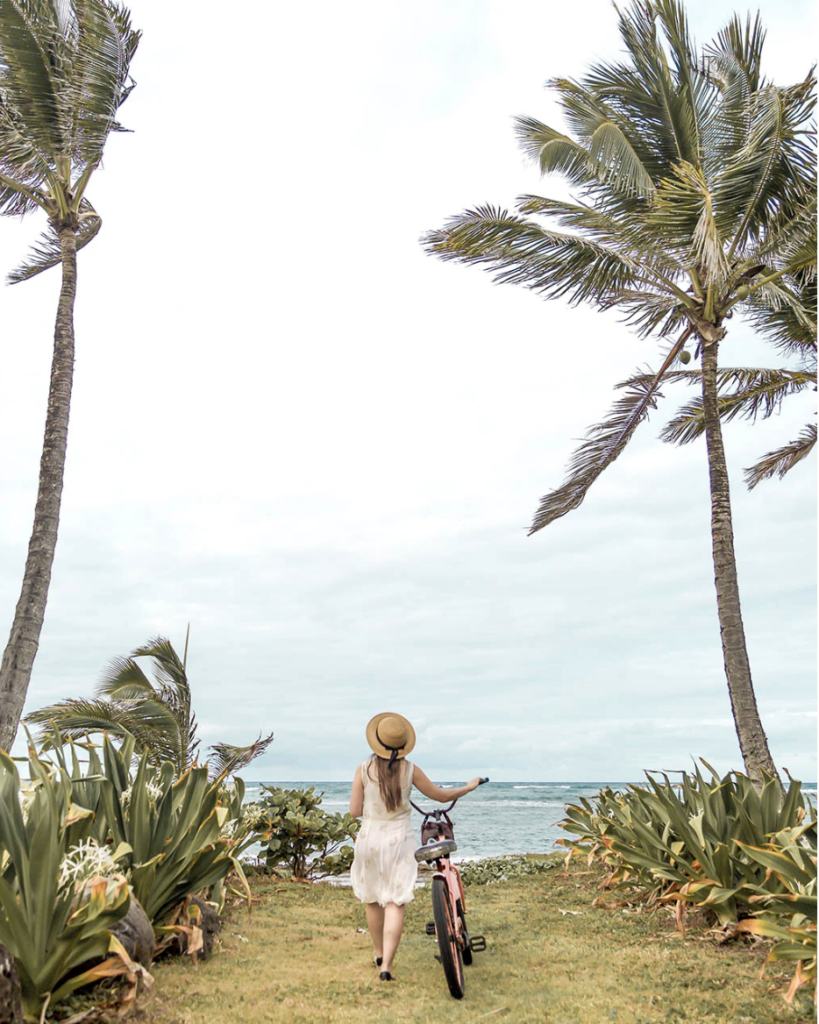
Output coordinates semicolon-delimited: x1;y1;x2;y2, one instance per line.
558;762;816;1003
459;853;563;886
244;786;359;880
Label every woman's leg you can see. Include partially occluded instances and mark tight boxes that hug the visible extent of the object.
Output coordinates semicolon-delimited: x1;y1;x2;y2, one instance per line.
365;903;385;960
381;903;405;974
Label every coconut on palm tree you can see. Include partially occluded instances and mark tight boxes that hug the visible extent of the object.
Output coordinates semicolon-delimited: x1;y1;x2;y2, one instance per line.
0;0;140;752
423;0;816;787
25;635;275;779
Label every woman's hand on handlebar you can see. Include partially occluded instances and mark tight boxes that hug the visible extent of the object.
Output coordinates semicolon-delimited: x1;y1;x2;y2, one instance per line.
466;777;484;792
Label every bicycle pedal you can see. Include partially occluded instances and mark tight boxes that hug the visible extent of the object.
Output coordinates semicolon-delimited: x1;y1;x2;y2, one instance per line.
425;922;436;936
469;935;487;952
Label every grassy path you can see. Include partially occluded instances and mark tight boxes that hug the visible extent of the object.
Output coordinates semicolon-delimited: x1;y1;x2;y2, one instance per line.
135;862;809;1024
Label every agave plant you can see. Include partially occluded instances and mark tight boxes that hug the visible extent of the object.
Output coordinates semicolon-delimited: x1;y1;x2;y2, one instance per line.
44;733;246;926
734;821;817;1005
26;636;273;780
559;762;811;926
0;748;144;1021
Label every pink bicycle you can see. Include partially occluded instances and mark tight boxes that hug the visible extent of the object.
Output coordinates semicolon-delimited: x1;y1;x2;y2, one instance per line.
412;778;489;999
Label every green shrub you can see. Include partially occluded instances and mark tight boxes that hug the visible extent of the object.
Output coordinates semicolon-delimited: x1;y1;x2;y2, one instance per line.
245;786;359;879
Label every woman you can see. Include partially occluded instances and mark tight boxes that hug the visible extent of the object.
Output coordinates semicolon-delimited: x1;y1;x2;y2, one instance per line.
349;711;483;982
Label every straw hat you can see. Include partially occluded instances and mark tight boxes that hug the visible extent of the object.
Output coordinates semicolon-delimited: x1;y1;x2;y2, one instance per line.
366;712;416;762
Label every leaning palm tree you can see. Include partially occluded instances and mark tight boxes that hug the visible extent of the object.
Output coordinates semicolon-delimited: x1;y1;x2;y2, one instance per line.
0;0;140;753
25;636;275;779
423;0;816;787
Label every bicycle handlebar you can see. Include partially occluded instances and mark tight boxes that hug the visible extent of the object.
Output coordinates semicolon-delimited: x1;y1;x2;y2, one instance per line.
410;778;490;817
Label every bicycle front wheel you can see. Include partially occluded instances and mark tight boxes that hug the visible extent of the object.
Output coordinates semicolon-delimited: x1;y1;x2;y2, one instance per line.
432;876;464;999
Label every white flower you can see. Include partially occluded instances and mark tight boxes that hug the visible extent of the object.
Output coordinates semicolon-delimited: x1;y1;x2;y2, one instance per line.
17;786;36;821
58;839;119;890
220;818;239;839
241;805;271;832
120;780;164;810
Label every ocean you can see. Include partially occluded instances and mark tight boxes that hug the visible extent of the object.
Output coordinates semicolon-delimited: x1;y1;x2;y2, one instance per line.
243;780;622;862
241;778;818;864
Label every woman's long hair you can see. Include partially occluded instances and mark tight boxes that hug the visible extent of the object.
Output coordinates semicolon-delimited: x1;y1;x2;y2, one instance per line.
367;754;406;813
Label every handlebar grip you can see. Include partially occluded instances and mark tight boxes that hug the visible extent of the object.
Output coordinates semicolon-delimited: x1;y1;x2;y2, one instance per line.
478;777;490;785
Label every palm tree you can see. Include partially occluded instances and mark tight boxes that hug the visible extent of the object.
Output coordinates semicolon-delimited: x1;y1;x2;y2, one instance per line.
0;0;140;752
422;0;816;788
25;636;275;779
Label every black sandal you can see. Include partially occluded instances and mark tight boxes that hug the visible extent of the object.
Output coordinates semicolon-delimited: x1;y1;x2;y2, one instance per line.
379;971;393;981
372;956;383;967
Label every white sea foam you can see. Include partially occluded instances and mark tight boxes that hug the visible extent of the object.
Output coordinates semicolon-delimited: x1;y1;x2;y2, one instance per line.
513;785;570;790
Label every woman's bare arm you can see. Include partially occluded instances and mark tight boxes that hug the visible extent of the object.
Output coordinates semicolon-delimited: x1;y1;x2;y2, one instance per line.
412;765;482;803
349;763;364;817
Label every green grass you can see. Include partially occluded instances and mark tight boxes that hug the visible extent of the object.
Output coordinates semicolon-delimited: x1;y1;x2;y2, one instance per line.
134;861;813;1024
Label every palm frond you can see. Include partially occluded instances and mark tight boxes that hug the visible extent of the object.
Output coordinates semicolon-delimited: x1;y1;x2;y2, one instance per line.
650;160;728;282
717;78;816;255
606;288;690;339
24;696;163;751
537;82;656;196
97;652;156;699
422;205;656;307
613;0;700;164
701;52;753;170
514;116;602;188
515;194;685;276
528;330;691;534
0;101;52;194
0;0;66;157
706;11;766;94
131;636;189;694
0;179;41;216
68;0;139;164
741;199;817;279
654;0;716;151
743;275;816;359
650;367;817;444
744;423;817;488
207;732;274;782
7;199;101;283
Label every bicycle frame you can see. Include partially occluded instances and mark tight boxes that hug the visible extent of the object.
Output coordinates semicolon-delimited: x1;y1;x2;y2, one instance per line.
416;801;467;942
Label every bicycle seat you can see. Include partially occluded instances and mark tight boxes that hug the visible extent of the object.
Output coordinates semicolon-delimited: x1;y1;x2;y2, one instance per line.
415;838;458;862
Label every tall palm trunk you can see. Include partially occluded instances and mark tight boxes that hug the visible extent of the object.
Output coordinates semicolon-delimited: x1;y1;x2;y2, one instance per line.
0;226;77;752
700;332;780;790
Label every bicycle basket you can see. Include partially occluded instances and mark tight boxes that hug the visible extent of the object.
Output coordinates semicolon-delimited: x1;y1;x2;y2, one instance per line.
421;813;454;845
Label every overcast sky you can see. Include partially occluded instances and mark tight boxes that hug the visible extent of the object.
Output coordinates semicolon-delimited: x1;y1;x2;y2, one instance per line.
0;0;815;782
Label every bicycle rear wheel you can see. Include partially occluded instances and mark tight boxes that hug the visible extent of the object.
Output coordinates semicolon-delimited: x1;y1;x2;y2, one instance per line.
432;876;464;998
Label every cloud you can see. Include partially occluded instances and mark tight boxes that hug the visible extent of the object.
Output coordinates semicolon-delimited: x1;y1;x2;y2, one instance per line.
0;0;815;785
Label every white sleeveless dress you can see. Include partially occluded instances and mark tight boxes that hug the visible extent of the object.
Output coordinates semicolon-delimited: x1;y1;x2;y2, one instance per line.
351;758;418;907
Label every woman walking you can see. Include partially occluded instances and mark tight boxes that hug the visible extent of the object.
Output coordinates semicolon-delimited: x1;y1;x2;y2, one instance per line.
349;712;482;981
